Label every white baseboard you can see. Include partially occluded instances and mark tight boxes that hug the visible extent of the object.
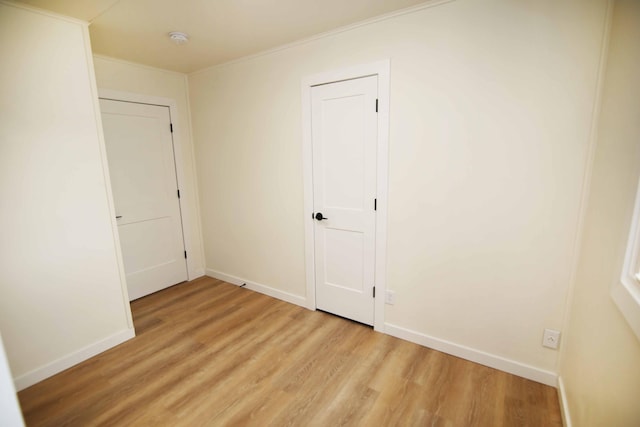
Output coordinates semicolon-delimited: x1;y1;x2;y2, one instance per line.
190;268;206;280
557;376;572;427
205;269;307;308
204;269;557;387
385;323;557;387
14;328;135;391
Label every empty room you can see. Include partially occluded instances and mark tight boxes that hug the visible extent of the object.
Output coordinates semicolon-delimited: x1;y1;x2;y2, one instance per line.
1;0;639;425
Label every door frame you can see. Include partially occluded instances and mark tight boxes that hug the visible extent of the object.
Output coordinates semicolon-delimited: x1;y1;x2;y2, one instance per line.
301;60;390;332
98;88;199;282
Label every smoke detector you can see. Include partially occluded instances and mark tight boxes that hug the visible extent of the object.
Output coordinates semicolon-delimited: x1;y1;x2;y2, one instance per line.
168;32;189;45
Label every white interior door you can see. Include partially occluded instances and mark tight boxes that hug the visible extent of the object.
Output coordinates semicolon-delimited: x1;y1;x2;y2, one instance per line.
312;75;378;325
100;99;187;300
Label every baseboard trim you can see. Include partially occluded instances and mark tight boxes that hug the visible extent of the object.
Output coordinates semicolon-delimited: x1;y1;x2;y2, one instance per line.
557;376;572;427
203;270;557;387
14;328;135;391
205;269;307;308
385;323;557;387
190;268;206;280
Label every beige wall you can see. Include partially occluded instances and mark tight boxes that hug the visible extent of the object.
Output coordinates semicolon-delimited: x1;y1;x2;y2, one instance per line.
559;0;640;425
189;0;609;376
0;3;132;387
92;55;205;278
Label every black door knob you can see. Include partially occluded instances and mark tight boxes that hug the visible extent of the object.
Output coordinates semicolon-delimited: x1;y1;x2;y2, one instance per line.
315;212;328;221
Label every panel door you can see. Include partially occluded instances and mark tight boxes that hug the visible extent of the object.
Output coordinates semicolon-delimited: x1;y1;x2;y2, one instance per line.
100;99;187;300
312;75;378;325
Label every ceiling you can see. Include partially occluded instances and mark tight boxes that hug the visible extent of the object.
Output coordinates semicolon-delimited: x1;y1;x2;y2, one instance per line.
17;0;432;73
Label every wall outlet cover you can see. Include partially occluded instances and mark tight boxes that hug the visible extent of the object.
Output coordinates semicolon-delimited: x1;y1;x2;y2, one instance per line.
542;329;561;350
385;290;396;305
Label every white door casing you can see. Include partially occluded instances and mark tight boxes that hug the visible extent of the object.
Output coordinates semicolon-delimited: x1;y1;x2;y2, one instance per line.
302;60;390;331
100;99;188;300
312;76;378;325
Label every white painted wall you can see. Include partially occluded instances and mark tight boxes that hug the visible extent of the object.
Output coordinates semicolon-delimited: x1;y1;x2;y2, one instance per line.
189;0;609;377
559;0;640;425
0;2;133;389
92;56;205;279
0;335;24;427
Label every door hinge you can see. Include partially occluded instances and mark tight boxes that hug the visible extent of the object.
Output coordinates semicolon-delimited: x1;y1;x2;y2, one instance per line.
375;99;378;113
170;123;174;133
373;286;376;298
374;198;377;211
184;250;187;259
177;189;181;199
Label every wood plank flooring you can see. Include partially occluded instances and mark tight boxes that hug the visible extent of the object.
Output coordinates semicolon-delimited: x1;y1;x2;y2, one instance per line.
18;276;562;426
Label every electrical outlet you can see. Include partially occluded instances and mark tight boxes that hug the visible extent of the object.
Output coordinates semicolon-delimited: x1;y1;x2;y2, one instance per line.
542;329;561;349
385;290;396;305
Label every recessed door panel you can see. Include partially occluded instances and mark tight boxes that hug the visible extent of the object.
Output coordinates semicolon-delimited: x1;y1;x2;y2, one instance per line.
321;95;366;211
323;228;365;292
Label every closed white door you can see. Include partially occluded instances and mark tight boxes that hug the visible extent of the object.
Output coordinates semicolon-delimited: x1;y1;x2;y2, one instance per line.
312;75;378;325
100;99;187;300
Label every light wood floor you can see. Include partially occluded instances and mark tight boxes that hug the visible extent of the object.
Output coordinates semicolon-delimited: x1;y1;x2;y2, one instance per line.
18;276;562;426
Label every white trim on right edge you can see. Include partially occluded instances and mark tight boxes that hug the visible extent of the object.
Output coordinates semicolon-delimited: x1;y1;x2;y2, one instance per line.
385;323;557;387
612;175;640;341
611;281;640;340
557;376;573;427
